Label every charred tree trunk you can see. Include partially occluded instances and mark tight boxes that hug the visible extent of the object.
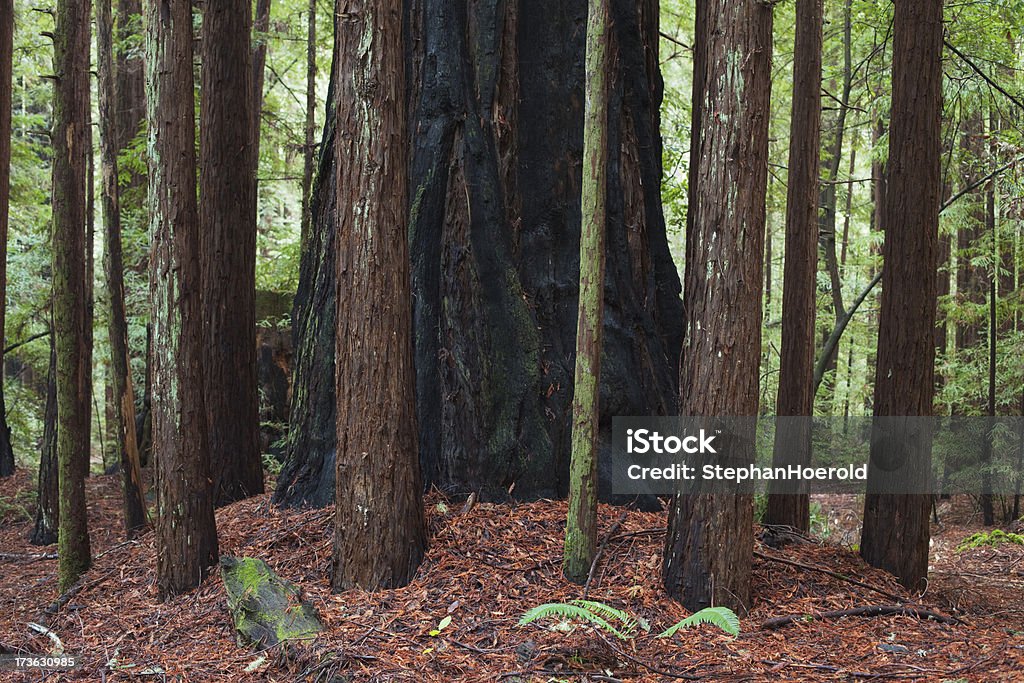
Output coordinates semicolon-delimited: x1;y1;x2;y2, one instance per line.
99;0;148;536
52;0;93;592
663;0;772;613
199;0;264;506
331;0;426;591
766;0;822;533
146;0;219;599
0;0;14;478
275;0;682;508
861;0;942;592
30;340;60;546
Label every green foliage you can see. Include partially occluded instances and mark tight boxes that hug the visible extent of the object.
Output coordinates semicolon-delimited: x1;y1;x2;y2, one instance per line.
657;606;740;638
956;529;1024;552
518;600;646;640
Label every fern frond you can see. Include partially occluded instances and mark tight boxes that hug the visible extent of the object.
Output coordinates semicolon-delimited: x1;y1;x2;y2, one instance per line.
518;602;630;639
571;600;641;631
657;606;740;638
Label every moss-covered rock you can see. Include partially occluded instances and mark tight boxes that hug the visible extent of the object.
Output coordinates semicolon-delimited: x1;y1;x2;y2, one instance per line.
220;556;323;648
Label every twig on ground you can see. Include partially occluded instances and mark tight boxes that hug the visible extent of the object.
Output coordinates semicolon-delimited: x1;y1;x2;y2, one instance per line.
754;549;906;603
583;513;628;598
760;604;962;630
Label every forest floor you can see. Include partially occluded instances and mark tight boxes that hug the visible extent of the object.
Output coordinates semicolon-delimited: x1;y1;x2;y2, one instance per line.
1;471;1023;682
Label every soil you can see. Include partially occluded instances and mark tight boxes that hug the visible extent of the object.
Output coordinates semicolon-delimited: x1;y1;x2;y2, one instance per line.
1;471;1022;681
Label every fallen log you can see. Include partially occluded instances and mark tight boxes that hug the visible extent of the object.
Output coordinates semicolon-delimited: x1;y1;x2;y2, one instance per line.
761;605;962;630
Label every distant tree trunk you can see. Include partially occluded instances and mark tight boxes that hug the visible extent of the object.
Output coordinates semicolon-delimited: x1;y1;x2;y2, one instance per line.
52;0;93;592
30;339;59;546
299;0;316;252
251;0;272;164
861;0;942;592
563;0;609;585
115;0;145;154
981;162;996;526
275;0;682;508
864;116;887;414
98;0;148;537
956;113;986;357
199;0;264;506
331;0;426;591
815;0;853;405
766;0;822;533
146;0;219;599
663;0;772;613
0;0;15;478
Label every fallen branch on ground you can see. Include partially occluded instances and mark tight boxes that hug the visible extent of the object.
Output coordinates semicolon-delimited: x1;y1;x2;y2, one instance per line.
760;605;962;630
754;549;906;603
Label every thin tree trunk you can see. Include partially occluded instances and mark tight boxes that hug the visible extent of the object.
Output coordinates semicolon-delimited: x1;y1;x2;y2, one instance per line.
200;0;264;506
861;0;942;592
981;169;996;526
300;0;316;252
0;0;15;478
52;0;93;592
765;0;822;533
563;0;609;585
663;0;772;613
30;338;59;546
98;0;147;537
331;0;426;591
252;0;272;167
145;0;219;599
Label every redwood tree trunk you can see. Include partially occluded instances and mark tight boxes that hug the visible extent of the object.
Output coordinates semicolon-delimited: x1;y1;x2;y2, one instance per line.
331;0;426;591
861;0;942;592
275;0;682;508
199;0;264;506
146;0;219;599
663;0;772;613
52;0;93;592
766;0;823;532
0;0;14;478
98;0;148;537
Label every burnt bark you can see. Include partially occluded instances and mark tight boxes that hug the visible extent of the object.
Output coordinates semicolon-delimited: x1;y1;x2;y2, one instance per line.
331;0;426;590
766;0;823;532
275;0;682;507
0;0;14;478
146;0;219;599
663;0;772;613
861;0;942;592
199;0;264;506
30;340;59;546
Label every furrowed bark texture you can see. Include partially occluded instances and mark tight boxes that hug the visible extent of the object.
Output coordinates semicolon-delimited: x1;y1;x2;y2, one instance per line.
146;0;219;599
0;0;14;478
99;0;148;537
563;0;610;585
275;0;682;507
860;0;942;592
765;0;822;532
663;0;772;614
331;0;426;590
200;0;264;506
52;0;93;592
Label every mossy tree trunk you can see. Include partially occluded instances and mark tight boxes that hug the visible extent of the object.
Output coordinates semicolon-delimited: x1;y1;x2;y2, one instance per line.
765;0;823;532
98;0;148;538
860;0;942;592
52;0;93;592
563;0;609;585
275;0;682;508
199;0;264;507
0;0;15;478
330;0;426;591
145;0;219;599
662;0;772;614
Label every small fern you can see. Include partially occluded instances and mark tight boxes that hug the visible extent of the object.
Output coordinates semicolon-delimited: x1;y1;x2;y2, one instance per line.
518;600;639;639
657;606;740;638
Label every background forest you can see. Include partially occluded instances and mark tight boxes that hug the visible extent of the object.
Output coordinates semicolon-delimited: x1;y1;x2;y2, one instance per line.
2;0;1024;679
